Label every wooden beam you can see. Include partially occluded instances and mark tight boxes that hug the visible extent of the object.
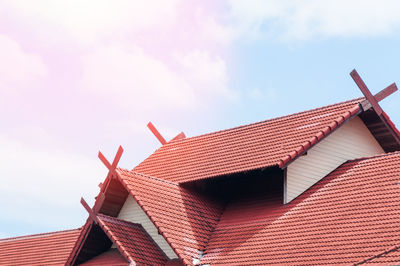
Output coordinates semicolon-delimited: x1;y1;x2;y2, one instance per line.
350;69;383;116
375;83;398;102
98;146;124;173
147;122;167;145
380;112;400;146
93;193;106;214
81;197;98;224
111;146;123;170
98;151;111;170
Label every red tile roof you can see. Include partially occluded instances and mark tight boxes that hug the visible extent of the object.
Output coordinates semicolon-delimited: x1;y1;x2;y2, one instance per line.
134;98;363;183
0;228;81;266
357;245;400;265
5;97;400;265
200;151;400;265
96;213;168;265
115;168;225;265
79;248;128;265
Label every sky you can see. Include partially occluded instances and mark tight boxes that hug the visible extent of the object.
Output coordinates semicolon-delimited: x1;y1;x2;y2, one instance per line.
1;0;400;238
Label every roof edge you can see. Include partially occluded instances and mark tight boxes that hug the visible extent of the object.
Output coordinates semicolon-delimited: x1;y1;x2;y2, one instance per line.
147;97;365;147
96;214;134;264
97;214;169;264
115;169;187;264
345;150;400;164
66;220;93;265
278;104;362;168
119;168;179;186
0;227;81;243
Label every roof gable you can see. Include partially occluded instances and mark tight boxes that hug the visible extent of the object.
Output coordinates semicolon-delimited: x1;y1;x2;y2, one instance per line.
97;214;168;265
115;168;225;265
134;98;363;183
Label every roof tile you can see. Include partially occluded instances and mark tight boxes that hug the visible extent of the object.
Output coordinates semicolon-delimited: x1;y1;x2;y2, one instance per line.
97;213;168;265
79;248;128;266
0;228;81;266
134;98;363;183
116;169;225;265
201;152;400;265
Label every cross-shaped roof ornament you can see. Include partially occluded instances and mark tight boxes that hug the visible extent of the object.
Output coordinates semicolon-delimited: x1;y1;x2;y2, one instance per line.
98;145;124;180
350;69;400;146
80;192;105;224
350;69;397;115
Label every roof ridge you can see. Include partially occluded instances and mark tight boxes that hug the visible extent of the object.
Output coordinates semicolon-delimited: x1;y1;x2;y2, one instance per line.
0;227;81;243
170;97;364;143
346;150;400;164
117;167;179;186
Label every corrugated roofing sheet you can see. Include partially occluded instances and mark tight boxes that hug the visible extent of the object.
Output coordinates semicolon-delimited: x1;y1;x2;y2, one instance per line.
134;98;363;183
0;228;81;266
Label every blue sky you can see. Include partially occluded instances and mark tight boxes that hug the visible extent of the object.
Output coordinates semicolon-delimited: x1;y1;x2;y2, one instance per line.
0;0;399;238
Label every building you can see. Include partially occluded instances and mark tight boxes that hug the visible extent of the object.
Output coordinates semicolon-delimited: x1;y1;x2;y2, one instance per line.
1;70;400;265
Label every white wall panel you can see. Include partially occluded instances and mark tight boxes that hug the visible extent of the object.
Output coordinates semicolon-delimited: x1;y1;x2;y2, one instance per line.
117;195;178;259
286;116;384;203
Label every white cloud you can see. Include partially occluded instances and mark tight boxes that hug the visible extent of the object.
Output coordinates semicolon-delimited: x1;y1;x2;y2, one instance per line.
227;0;400;40
80;45;232;111
80;45;196;110
0;35;47;92
0;134;107;227
175;50;232;100
4;0;180;44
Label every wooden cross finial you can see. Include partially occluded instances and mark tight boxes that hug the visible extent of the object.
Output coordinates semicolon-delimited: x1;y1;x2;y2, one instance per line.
350;69;398;115
147;122;186;144
147;122;167;145
98;145;124;177
81;192;105;224
350;69;400;147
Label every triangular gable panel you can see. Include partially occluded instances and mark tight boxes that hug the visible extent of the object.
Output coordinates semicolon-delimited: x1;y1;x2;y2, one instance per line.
68;213;170;265
97;214;169;265
116;194;178;259
115;169;225;265
285;115;385;203
68;220;113;265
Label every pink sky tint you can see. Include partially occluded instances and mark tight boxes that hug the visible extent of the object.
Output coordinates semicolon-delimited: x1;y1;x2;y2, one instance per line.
0;0;236;236
2;0;400;238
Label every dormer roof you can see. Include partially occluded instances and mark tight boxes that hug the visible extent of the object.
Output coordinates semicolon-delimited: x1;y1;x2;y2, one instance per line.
135;98;364;183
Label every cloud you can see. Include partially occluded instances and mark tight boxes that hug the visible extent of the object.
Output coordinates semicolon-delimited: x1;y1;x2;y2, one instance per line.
3;0;180;44
227;0;400;40
80;45;232;112
0;35;47;92
0;134;106;228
